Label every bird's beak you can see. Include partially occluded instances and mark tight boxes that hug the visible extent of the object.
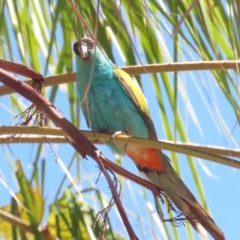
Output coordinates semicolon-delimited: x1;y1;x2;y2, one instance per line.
80;44;88;58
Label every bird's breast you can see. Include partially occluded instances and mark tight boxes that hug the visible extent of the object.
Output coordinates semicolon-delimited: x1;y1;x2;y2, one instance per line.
78;77;149;140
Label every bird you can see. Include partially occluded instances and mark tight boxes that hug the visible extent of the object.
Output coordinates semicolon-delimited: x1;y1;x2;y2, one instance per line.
73;37;224;240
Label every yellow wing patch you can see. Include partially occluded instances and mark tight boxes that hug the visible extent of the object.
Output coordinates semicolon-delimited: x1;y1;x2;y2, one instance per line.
113;68;158;140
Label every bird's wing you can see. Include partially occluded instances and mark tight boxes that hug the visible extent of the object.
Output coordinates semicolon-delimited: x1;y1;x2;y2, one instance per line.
113;68;158;140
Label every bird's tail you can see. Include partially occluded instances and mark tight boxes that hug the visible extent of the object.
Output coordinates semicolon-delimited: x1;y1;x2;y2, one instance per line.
138;154;224;240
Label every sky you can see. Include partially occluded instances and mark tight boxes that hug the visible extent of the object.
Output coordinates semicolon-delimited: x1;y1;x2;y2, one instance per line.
0;1;240;240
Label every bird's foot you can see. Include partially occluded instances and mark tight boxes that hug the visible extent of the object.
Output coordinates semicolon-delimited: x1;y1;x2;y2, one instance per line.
108;131;126;144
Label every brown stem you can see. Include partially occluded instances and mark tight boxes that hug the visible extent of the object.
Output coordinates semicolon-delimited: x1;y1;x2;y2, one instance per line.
0;67;163;239
98;158;139;240
0;59;44;80
71;140;138;239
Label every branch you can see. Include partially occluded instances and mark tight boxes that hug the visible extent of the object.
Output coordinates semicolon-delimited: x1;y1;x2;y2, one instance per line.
1;126;240;169
0;209;54;239
1;60;240;96
0;60;44;80
0;209;32;233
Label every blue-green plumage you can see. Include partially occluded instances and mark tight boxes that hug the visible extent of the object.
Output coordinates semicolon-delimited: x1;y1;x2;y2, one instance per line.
75;47;149;139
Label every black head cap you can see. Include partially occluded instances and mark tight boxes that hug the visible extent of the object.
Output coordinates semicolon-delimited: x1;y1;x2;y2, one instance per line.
73;37;95;57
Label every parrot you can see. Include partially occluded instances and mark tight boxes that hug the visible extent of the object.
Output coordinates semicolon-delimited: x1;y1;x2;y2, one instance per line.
73;37;224;240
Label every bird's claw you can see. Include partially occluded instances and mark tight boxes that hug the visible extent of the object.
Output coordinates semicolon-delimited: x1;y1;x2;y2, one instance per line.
109;131;126;144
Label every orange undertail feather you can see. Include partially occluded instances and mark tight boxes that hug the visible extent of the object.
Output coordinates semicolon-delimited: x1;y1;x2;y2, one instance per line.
125;146;225;240
125;145;165;171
